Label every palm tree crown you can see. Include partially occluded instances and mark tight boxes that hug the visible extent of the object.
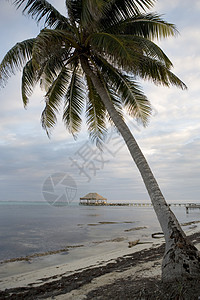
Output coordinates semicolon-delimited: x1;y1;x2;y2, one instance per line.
0;0;186;145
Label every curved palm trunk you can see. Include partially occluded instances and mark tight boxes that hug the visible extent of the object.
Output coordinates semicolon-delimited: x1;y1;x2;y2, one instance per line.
81;57;200;282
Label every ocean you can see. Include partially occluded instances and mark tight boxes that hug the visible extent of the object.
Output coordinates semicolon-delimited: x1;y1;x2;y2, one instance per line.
0;201;199;261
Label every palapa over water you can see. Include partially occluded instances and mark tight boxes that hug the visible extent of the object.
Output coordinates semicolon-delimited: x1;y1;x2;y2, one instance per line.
80;193;107;205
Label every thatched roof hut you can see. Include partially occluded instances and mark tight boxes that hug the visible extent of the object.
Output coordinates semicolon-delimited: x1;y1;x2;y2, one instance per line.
80;193;107;205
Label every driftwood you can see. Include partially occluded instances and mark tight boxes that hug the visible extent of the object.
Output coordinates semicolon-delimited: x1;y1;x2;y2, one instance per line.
128;239;140;248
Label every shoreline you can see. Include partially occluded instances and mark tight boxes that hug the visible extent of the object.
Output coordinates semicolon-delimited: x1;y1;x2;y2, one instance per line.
0;225;200;299
0;233;200;299
0;220;198;266
0;239;160;290
0;240;166;299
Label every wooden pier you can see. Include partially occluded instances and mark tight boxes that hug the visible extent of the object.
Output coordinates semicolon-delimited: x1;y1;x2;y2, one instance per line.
80;202;200;213
185;203;200;214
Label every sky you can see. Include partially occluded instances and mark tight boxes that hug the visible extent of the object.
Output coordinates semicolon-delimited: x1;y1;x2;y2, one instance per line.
0;0;200;204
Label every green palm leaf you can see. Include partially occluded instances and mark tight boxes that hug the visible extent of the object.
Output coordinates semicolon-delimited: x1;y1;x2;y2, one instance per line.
118;35;173;68
137;57;187;89
86;75;107;145
41;67;70;135
93;55;151;125
117;74;151;125
81;0;110;29
66;0;155;28
98;0;155;28
0;39;35;87
112;0;155;14
66;0;111;29
106;86;125;126
90;33;173;72
32;29;77;70
89;33;133;68
39;54;66;92
107;13;178;40
13;0;71;29
21;59;39;107
65;0;81;25
35;29;77;47
63;67;85;136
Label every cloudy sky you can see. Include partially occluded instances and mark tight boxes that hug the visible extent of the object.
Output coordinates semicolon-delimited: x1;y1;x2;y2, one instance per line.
0;0;200;203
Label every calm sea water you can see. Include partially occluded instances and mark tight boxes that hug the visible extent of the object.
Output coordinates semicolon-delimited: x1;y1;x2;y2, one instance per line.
0;202;199;261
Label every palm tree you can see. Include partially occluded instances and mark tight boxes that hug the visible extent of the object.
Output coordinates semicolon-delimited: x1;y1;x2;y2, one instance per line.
1;0;199;282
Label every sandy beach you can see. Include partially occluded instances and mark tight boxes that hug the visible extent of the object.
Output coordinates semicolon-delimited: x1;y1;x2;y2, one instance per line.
0;223;200;300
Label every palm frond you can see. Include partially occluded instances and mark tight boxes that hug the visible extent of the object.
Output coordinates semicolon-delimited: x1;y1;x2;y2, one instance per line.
137;57;187;89
81;0;110;29
117;35;173;68
93;55;151;126
12;0;71;29
80;0;96;28
0;39;35;87
39;46;74;92
90;33;173;72
41;67;70;136
66;0;110;29
90;33;173;74
39;55;64;91
98;0;155;28
106;86;124;126
85;75;107;146
32;29;76;70
115;0;155;13
65;0;81;25
63;66;85;136
89;32;133;68
115;74;151;125
21;59;39;107
106;13;178;40
35;29;77;47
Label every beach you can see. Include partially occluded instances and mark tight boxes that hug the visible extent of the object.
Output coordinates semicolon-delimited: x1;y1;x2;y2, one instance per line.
0;218;200;299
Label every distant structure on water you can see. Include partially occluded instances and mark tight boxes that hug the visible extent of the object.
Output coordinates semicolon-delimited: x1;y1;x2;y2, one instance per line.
79;196;200;211
80;193;107;205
